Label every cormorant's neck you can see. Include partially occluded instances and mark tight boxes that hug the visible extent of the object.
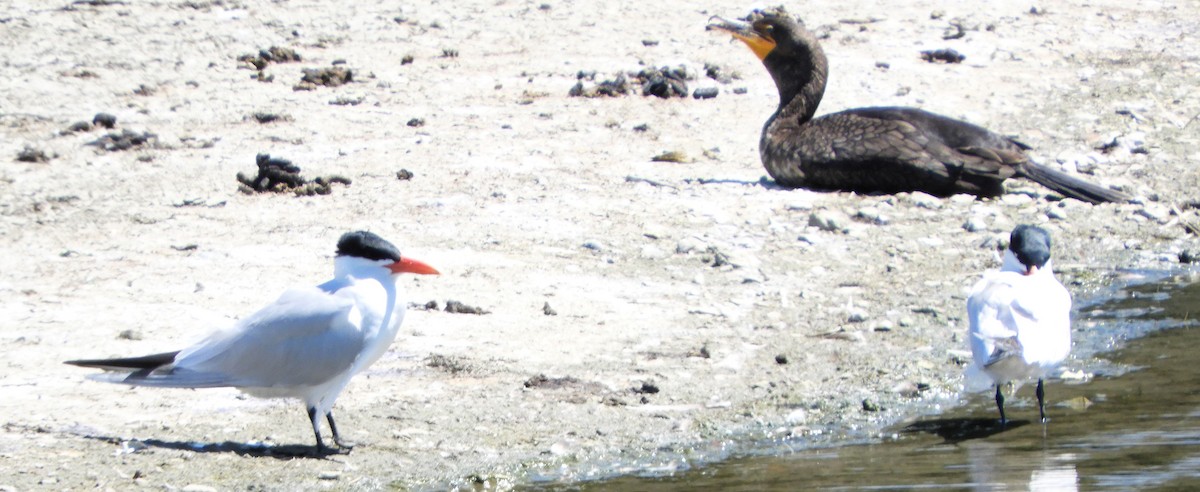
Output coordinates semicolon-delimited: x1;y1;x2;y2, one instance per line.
763;40;827;124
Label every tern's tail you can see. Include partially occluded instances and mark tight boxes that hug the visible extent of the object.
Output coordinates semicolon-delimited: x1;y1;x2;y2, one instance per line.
65;351;235;388
64;351;180;372
1017;161;1131;204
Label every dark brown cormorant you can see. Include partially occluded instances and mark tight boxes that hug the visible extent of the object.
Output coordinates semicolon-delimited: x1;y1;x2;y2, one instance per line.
707;8;1130;203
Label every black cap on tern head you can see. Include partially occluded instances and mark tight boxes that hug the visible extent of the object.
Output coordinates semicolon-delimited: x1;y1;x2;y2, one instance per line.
336;231;402;262
1009;225;1052;270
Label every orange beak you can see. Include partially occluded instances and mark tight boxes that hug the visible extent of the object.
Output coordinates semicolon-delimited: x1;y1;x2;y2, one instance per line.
388;256;440;275
1024;265;1038;276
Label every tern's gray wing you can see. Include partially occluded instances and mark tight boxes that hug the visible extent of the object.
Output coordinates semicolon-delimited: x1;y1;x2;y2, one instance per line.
125;287;366;389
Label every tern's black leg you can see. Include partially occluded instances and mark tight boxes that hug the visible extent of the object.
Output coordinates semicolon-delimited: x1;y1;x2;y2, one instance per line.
995;384;1007;426
305;406;349;456
326;411;355;449
1036;378;1047;423
307;406;330;454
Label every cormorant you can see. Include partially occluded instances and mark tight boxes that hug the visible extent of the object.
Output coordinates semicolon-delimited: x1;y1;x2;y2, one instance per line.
708;8;1130;203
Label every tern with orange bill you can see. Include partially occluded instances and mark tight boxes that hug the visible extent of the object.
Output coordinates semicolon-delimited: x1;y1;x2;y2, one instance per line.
66;230;439;454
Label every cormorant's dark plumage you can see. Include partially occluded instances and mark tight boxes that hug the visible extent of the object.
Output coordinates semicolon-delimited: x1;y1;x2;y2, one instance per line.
708;8;1130;204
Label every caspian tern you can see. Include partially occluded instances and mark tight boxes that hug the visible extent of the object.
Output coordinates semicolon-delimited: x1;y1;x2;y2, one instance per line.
65;231;439;454
966;225;1071;424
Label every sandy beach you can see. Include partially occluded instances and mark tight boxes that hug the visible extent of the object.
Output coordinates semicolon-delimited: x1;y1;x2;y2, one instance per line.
1;0;1197;488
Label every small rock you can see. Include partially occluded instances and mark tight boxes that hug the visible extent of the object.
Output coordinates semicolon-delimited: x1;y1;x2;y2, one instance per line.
692;87;718;99
317;471;340;480
786;202;813;212
872;320;894;332
632;381;659;394
861;399;882;412
1179;250;1199;264
92;112;117;129
406;117;425;127
548;441;571;456
651;150;690;163
117;329;142;340
808;210;851;232
396;169;414;180
785;408;807;424
639;244;667;259
962;216;988;232
542;302;557;316
891;381;920;397
898;317;915;327
908;192;942;209
1137;205;1171;224
775;354;789;365
582;240;604;251
1046;207;1068;220
847;309;869;323
676;237;705;254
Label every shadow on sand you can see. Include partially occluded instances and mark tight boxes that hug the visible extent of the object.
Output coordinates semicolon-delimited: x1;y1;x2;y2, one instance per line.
78;433;344;459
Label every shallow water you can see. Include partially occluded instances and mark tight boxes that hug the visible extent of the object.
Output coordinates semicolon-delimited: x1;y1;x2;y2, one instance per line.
568;274;1200;490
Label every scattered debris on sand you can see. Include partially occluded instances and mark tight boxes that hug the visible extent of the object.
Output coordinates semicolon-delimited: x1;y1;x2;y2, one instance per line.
16;146;52;163
920;48;965;63
237;46;302;70
569;64;734;100
444;300;490;315
88;129;156;152
235;153;351;196
249;112;291;124
294;66;353;90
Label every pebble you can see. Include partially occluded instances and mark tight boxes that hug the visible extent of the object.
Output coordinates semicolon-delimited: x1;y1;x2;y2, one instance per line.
918;237;945;248
317;471;340;480
808;210;851;233
1046;207;1068;220
855;207;889;225
640;244;667;259
785;408;807;424
1180;250;1200;264
786;201;813;211
582;240;604;251
898;317;915;327
847;309;869;323
676;237;705;254
962;216;988;232
907;192;942;209
1001;193;1034;206
872;320;894;332
1137;205;1171;224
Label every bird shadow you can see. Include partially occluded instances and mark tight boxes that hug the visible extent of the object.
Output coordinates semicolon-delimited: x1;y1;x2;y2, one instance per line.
78;433;344;460
898;417;1030;444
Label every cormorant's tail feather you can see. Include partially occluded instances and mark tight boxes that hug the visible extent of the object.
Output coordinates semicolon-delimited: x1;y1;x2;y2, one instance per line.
1018;162;1131;204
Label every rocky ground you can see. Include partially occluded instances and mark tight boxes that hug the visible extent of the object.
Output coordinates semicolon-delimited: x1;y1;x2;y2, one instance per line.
1;0;1197;489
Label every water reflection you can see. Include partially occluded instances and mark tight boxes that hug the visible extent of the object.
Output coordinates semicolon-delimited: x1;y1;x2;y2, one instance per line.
563;274;1200;490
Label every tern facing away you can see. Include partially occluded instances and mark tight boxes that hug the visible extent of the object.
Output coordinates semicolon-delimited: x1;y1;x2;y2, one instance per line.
966;225;1072;424
66;231;439;454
